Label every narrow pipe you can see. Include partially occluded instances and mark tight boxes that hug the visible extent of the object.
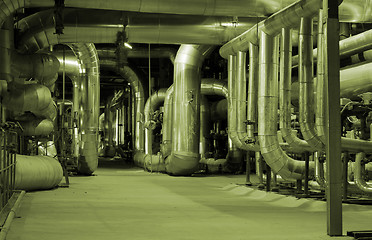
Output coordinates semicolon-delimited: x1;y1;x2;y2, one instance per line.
166;45;214;175
0;190;25;240
314;152;326;188
247;43;258;141
69;43;100;175
258;31;313;180
299;17;324;150
161;86;174;159
354;152;372;193
279;27;313;152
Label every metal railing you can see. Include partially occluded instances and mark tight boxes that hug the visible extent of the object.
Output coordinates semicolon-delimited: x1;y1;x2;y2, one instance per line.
0;123;18;210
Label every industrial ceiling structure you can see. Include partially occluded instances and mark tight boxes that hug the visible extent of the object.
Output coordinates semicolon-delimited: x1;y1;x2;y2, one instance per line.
1;0;372;237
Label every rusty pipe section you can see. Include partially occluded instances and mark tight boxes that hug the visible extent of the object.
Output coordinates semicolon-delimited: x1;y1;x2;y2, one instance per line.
166;45;214;175
69;43;100;175
354;152;372;194
219;0;322;58
258;31;313;180
299;17;324;150
279;27;313;152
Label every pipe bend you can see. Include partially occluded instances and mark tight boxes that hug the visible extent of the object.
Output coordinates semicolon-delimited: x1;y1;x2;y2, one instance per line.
355;152;372;193
166;152;199;176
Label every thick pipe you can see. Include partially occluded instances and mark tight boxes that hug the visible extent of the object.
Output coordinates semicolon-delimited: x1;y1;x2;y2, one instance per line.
298;17;324;150
144;89;167;155
17;9;259;53
161;86;174;159
314;152;326;188
97;47;176;64
20;118;54;136
247;43;258;141
354;152;372;193
15;155;63;191
166;45;214;175
69;43;100;175
200;96;210;160
279;27;312;151
219;0;322;58
258;31;312;180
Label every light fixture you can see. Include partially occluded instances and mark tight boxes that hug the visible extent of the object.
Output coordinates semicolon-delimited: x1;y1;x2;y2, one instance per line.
124;42;132;49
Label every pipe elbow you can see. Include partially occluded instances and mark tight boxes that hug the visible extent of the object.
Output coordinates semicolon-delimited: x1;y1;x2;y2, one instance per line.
166;152;199;176
144;153;166;172
78;133;98;175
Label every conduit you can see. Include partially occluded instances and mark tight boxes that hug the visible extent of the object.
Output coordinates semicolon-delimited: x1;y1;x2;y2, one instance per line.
298;17;324;150
279;27;312;152
166;45;214;175
354;152;372;194
257;31;312;180
69;43;100;175
15;155;63;191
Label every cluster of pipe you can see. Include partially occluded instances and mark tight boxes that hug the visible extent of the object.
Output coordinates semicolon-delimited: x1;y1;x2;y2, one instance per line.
218;0;372;193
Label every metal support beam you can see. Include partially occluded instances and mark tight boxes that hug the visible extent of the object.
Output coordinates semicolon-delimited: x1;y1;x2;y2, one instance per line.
323;1;343;236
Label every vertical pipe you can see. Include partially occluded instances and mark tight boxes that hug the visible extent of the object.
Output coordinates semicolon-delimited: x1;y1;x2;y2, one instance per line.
166;45;213;175
247;43;258;141
323;0;342;235
161;85;174;158
200;96;210;159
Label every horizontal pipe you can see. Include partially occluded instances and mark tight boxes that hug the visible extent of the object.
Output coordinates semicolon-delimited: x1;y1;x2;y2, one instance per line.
15;155;63;191
219;0;322;58
20;118;54;136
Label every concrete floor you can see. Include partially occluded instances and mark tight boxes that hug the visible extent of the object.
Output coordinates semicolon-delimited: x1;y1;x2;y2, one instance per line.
7;160;372;240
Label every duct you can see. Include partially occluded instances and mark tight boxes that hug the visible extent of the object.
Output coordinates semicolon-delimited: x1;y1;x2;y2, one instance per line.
279;27;313;152
257;31;312;180
354;152;372;193
298;17;324;150
227;53;259;152
15;155;63;191
166;45;214;176
69;43;100;175
219;0;322;59
97;47;177;64
17;9;259;53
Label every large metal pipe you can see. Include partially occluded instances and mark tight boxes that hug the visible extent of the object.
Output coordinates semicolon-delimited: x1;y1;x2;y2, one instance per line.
279;27;312;152
200;96;210;160
15;155;63;191
354;152;372;194
219;0;322;59
298;17;324;150
97;47;177;64
161;86;174;159
258;31;312;180
166;45;214;175
17;9;259;53
69;43;100;175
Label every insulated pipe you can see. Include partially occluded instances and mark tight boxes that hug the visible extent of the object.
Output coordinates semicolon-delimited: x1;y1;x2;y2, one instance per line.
315;9;326;143
354;152;372;194
69;43;100;175
161;86;174;159
279;27;313;152
15;155;63;191
227;54;259;152
17;9;259;53
144;89;167;155
219;0;323;59
298;17;324;150
258;31;312;180
247;43;258;141
0;17;13;82
166;45;214;175
97;48;177;64
20;118;54;136
210;99;228;120
200;96;210;160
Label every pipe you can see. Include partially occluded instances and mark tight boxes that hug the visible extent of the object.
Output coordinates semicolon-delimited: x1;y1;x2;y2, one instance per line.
258;31;312;180
0;17;13;82
354;152;372;193
200;96;210;160
20;118;54;136
166;45;214;175
15;155;63;191
279;27;312;152
0;190;25;240
69;43;100;175
97;47;177;64
298;17;324;150
314;152;325;188
292;28;372;68
144;89;167;155
210;99;228;120
17;9;259;53
161;86;174;159
219;0;322;59
227;54;259;152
